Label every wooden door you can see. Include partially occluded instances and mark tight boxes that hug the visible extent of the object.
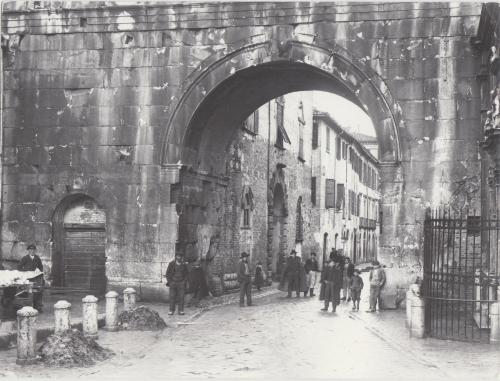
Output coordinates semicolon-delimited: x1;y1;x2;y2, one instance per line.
63;224;106;295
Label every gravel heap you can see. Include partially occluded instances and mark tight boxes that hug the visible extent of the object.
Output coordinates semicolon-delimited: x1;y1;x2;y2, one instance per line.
118;306;167;331
38;329;113;367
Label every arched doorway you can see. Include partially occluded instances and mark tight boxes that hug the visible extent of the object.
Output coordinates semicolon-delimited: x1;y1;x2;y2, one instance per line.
271;183;286;276
52;194;107;294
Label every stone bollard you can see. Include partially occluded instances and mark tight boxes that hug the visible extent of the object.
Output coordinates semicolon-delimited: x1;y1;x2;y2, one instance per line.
82;295;99;339
54;300;71;333
123;288;137;311
490;302;500;343
16;306;38;365
104;291;119;332
406;290;413;328
410;297;425;338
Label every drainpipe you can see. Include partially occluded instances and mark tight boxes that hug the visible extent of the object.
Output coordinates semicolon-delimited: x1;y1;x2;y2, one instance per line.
266;101;271;279
0;2;4;262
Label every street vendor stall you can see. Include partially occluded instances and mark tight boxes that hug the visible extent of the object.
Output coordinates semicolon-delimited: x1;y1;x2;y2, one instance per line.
0;269;42;320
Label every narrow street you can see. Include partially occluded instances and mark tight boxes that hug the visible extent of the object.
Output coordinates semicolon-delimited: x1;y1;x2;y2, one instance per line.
5;292;499;379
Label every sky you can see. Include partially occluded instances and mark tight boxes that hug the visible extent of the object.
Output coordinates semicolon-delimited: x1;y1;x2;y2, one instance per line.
311;91;376;138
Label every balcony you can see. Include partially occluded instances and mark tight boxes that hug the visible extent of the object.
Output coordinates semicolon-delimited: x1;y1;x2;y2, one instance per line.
359;217;377;230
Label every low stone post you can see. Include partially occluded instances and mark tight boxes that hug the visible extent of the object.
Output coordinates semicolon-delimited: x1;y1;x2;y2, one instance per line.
405;289;413;328
474;268;482;312
16;306;38;365
123;288;136;311
490;302;500;343
105;291;119;332
82;295;98;339
54;300;71;333
410;297;425;338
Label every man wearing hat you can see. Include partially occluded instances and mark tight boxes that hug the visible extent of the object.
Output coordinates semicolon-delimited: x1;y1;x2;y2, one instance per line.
237;252;253;307
166;253;189;315
283;249;301;298
18;244;44;312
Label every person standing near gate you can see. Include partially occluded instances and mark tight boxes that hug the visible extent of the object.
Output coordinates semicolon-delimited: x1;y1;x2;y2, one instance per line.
18;244;44;313
367;260;386;312
166;253;189;315
304;252;319;297
237;252;253;307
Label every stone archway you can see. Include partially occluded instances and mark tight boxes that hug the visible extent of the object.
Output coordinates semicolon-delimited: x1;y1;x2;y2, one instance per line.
161;39;402;169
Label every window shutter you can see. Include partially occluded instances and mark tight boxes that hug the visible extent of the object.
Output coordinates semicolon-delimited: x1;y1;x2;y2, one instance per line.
336;183;345;210
325;179;335;209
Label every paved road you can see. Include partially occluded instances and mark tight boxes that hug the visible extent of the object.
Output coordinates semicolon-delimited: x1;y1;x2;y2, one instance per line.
85;295;444;379
3;292;499;379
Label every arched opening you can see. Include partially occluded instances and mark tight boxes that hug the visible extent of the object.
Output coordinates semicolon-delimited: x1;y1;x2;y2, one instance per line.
52;194;107;294
271;183;286;276
166;40;400;287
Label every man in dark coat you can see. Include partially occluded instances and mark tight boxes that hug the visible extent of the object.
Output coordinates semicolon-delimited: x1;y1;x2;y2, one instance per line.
18;244;44;312
283;250;301;298
320;259;343;313
166;253;189;315
237;252;253;307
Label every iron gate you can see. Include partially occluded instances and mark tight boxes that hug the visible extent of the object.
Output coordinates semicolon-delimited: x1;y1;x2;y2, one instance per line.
423;209;499;342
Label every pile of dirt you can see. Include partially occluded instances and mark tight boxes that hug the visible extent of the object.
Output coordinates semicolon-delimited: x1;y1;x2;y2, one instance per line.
118;306;167;331
38;329;113;367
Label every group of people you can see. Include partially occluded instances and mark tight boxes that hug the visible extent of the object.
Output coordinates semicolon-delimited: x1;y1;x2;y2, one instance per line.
165;248;386;315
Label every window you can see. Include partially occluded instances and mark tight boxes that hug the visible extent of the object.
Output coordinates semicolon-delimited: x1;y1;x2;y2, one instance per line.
336;183;345;210
243;110;259;135
326;128;330;153
311;177;317;206
325;179;336;209
342;142;347;160
312;121;319;149
243;209;250;227
336;136;341;160
241;186;254;229
298;121;305;161
275;97;290;149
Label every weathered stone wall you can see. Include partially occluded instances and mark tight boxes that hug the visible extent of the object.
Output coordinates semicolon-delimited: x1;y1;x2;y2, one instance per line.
0;2;484;301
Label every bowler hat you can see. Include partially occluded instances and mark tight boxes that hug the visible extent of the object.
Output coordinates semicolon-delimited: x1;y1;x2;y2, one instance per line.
27;244;37;250
241;252;249;258
290;250;297;255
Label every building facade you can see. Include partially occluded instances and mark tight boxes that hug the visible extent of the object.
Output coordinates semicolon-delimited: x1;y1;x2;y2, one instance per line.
312;112;380;267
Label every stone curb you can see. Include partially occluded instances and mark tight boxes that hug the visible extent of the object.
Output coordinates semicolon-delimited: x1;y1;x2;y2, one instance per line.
184;287;282;324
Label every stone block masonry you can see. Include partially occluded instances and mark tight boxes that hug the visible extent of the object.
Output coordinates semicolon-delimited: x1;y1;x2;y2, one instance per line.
0;2;484;302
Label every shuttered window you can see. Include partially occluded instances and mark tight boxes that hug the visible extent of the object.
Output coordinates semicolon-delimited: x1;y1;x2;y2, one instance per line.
312;121;319;149
311;177;317;206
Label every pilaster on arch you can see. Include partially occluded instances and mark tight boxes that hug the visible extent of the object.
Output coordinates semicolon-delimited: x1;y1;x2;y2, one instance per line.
160;38;402;167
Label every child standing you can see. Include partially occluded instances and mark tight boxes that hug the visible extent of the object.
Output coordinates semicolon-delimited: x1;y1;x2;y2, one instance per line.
254;261;265;291
350;269;364;311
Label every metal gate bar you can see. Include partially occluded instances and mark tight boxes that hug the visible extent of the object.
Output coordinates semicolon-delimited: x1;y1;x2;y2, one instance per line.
423;208;499;342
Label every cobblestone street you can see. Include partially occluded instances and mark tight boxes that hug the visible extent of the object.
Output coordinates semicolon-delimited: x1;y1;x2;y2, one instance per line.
3;291;500;379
